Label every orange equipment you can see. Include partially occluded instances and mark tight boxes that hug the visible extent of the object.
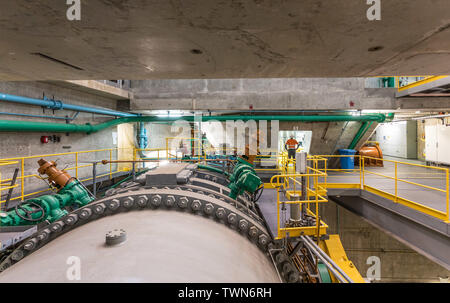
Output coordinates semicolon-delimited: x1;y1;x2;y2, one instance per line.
37;158;73;189
358;142;383;167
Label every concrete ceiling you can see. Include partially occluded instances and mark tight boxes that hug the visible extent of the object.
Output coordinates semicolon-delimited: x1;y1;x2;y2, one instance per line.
1;0;450;80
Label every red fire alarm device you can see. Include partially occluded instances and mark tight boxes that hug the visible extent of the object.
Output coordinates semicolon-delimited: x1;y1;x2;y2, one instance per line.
41;136;50;144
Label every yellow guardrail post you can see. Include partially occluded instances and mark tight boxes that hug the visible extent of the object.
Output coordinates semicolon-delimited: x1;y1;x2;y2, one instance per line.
446;169;449;223
21;158;24;201
75;152;79;179
361;156;365;189
109;149;113;179
394;162;398;202
277;184;280;236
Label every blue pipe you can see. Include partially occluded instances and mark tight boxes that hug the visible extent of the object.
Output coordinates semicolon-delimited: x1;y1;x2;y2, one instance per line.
138;122;148;149
0;112;75;121
0;93;137;118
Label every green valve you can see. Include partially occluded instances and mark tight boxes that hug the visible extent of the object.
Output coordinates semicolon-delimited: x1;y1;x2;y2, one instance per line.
0;179;94;226
228;158;262;199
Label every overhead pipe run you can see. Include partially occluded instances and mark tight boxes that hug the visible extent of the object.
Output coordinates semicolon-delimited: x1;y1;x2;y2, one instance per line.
0;93;138;118
0;114;387;134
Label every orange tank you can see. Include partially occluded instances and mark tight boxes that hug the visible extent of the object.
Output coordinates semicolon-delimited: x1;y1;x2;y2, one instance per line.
358;144;383;167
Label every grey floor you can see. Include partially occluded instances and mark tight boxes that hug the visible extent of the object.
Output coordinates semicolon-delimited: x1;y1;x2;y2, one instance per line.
257;159;449;240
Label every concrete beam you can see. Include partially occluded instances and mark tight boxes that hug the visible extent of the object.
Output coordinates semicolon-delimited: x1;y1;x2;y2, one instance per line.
48;80;132;100
130;78;397;111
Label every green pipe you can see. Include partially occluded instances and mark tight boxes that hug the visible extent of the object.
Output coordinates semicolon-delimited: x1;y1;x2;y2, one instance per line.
198;164;230;177
0;114;386;134
348;121;373;149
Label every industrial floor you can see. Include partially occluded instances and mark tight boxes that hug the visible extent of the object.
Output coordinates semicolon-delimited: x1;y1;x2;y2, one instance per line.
258;157;449;240
323;160;448;213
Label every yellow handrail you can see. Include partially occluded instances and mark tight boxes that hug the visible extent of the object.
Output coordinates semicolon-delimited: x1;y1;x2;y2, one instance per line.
316;154;450;222
0;148;132;205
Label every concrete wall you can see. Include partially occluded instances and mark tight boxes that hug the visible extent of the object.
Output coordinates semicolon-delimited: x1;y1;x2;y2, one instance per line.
141;119;373;158
320;202;450;282
0;81;130;198
130;78;396;111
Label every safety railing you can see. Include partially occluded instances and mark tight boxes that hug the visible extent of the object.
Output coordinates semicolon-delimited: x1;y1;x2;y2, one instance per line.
0;148;132;206
397;76;446;91
314;155;450;223
270;156;329;240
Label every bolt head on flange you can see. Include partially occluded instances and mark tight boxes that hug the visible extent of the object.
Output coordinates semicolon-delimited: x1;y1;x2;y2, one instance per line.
122;197;134;208
215;208;226;219
258;234;268;246
165;195;175;207
239;219;249;231
11;250;24;261
50;221;64;232
151;195;162;207
249;226;258;238
191;200;202;211
107;199;120;211
64;214;78;226
178;197;189;208
204;203;214;215
227;213;237;224
79;208;92;219
93;203;105;215
136;195;148;207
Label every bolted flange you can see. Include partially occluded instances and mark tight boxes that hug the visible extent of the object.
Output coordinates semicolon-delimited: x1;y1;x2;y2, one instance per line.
191;200;202;211
227;213;237;224
50;221;64;233
136;195;148;208
239;219;249;231
258;234;268;246
23;238;38;251
178;197;189;209
11;250;24;262
79;208;92;220
93;203;105;215
249;226;258;238
121;197;134;208
64;214;78;226
37;229;51;241
107;199;120;211
204;203;214;215
165;195;175;208
151;194;162;207
215;208;226;219
105;188;116;196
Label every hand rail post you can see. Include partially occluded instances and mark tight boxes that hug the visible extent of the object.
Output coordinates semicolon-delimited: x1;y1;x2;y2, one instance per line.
446;168;449;222
395;162;398;202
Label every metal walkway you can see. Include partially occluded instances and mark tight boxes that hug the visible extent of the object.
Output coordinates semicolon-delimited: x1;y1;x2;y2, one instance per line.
317;156;450;270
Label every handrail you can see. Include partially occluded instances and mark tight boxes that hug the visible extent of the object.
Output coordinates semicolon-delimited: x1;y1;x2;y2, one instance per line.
0;148;132;205
316;154;450;222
